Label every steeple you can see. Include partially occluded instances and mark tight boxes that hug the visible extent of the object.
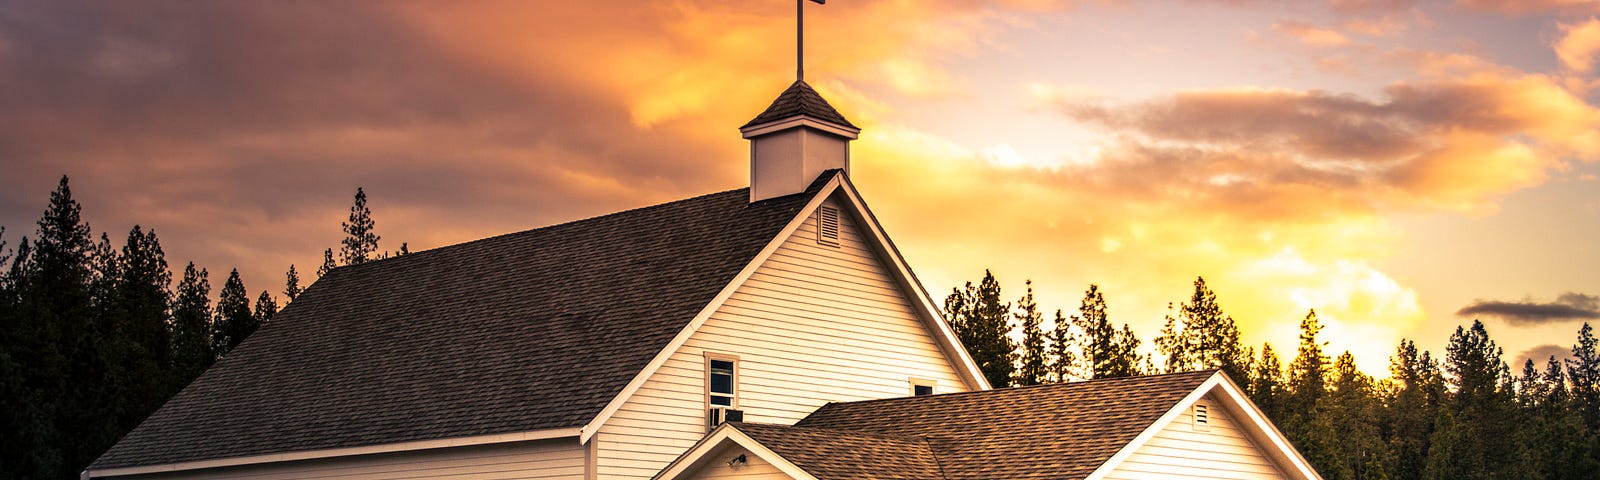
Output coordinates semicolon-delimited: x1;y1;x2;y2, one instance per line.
740;80;859;202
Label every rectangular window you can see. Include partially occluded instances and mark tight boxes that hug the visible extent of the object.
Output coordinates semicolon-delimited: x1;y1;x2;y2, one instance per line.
707;355;738;408
910;378;936;396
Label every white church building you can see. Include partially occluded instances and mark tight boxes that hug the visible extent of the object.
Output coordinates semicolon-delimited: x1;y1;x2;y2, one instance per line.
84;75;1321;480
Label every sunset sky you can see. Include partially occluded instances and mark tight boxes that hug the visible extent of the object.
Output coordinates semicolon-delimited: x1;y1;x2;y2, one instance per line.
2;0;1597;375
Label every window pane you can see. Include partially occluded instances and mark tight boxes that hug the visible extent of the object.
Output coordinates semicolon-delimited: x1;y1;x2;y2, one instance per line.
710;395;732;406
711;373;733;394
914;385;934;396
711;360;734;372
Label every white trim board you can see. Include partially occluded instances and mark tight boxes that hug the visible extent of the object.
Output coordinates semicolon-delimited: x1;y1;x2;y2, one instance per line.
652;424;817;480
82;427;581;478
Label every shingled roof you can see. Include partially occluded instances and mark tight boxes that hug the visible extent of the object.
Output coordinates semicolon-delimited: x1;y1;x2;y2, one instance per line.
90;177;832;470
724;370;1218;480
741;80;858;130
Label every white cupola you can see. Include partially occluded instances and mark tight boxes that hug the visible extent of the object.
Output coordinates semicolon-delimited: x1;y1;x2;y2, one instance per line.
739;80;860;202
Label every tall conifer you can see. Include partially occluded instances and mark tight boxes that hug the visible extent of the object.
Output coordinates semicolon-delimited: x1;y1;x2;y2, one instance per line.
317;248;335;278
1014;281;1047;386
254;291;278;326
212;269;255;356
112;226;173;432
944;270;1015;388
339;187;380;266
170;263;212;387
283;264;303;302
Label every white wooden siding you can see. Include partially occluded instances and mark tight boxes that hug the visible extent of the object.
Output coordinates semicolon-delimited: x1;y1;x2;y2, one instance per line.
1105;393;1289;480
104;438;585;480
595;197;971;480
677;445;794;480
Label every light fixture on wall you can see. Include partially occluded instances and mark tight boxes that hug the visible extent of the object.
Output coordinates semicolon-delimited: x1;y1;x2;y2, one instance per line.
727;454;747;467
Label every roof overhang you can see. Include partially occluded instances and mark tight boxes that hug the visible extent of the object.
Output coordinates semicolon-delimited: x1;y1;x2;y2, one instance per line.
652;424;818;480
1082;372;1324;480
740;116;860;140
81;427;581;479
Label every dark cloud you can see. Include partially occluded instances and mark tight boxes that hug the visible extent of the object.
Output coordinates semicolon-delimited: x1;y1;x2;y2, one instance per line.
1457;293;1600;325
0;1;770;293
1043;72;1596;224
1515;344;1574;370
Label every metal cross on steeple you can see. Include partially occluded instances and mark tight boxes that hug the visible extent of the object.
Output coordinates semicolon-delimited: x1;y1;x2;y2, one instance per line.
798;0;825;82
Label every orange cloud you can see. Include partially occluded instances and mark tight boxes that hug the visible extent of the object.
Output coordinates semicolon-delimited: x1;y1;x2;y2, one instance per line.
1556;18;1600;73
1273;21;1353;47
1456;0;1600;15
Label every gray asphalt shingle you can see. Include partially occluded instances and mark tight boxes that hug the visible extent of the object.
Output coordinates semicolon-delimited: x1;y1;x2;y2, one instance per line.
732;370;1217;480
90;178;831;470
741;80;858;130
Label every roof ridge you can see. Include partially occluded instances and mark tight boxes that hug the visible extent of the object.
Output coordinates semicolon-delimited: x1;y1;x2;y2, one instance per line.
807;370;1217;411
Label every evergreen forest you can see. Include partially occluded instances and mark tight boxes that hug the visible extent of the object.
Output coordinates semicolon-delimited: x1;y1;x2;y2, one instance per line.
947;269;1600;480
1;176;1595;479
0;177;398;479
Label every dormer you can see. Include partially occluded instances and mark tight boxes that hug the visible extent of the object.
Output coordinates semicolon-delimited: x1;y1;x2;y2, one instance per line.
740;80;860;202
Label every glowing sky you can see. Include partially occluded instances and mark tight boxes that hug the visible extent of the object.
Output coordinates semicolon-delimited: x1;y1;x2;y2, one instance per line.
2;0;1597;375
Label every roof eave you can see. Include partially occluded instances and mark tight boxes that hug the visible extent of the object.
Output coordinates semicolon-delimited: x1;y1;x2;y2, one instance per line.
82;427;583;478
740;116;860;139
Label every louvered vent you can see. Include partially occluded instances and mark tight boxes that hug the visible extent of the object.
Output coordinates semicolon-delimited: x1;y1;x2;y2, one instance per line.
817;206;841;247
1193;404;1210;431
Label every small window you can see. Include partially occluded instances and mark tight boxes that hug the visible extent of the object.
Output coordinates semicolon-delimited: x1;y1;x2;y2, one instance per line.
1192;404;1209;431
817;206;841;247
707;355;738;408
910;378;936;396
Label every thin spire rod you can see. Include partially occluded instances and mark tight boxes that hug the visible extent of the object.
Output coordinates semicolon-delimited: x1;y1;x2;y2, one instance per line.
798;0;824;82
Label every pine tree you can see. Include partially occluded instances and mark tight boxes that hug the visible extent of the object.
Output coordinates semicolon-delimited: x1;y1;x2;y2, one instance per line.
317;248;335;278
283;264;303;302
1532;354;1600;479
1156;302;1186;373
1284;309;1335;477
110;226;173;433
170;262;213;388
1288;309;1329;412
339;187;380;266
1014;281;1047;386
1109;324;1145;378
1047;308;1079;383
1327;352;1387;479
1570;322;1599;431
1079;284;1113;379
1249;343;1285;422
18;176;96;476
1384;340;1443;480
254;291;278;327
212;269;255;356
1424;320;1521;479
944;270;1015;388
1157;277;1247;380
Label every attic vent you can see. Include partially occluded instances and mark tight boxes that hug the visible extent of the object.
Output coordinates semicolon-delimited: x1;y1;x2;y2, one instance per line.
1193;404;1210;431
817;206;841;247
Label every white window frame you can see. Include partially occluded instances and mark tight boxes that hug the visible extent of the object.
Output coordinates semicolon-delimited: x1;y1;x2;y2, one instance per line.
910;377;936;396
705;353;740;410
